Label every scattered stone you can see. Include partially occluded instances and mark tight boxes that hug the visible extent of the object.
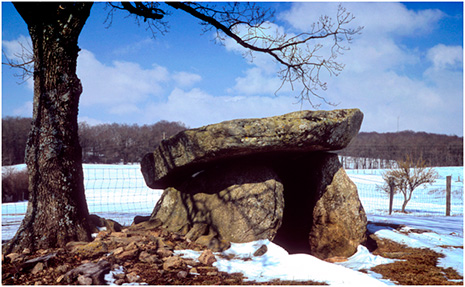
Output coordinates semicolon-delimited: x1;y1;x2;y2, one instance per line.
77;275;92;285
198;250;216;266
65;241;87;250
156;248;173;258
253;244;268;257
89;214;106;228
184;258;200;267
94;231;110;241
111;232;128;238
64;260;111;285
31;262;44;275
112;247;125;256
113;272;126;280
139;251;160;264
163;256;185;270
6;252;22;263
55;264;69;274
56;275;65;283
133;215;151;224
128;218;163;231
24;252;57;267
197;266;218;273
22;248;31;255
126;272;139;283
115;249;139;261
71;241;108;258
177;270;188;279
125;241;139;251
105;219;123;232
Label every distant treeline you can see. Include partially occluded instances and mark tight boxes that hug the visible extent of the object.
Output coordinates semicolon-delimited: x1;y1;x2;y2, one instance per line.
339;131;463;167
2;116;187;165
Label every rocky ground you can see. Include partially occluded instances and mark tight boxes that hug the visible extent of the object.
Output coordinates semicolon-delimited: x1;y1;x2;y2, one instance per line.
2;219;463;285
2;218;324;285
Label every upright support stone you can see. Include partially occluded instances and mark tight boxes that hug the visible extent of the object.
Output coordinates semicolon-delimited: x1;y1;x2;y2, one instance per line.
272;152;367;259
150;160;284;251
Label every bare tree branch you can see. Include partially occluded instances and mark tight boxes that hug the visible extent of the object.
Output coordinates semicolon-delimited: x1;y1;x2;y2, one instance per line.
7;2;363;108
382;155;438;213
165;2;363;108
106;2;170;36
2;40;34;84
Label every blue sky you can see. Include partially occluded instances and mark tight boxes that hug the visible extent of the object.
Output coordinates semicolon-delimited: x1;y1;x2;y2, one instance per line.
2;2;463;136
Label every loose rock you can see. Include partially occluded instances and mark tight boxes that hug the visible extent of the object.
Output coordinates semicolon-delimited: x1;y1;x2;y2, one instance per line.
163;256;185;270
77;275;92;285
31;262;44;275
198;250;216;266
64;260;111;285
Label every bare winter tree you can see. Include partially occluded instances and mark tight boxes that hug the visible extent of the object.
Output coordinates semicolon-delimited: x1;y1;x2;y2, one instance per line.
382;155;438;213
3;2;361;254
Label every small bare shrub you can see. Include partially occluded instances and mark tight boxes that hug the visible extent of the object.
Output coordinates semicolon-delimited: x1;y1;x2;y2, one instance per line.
2;167;29;202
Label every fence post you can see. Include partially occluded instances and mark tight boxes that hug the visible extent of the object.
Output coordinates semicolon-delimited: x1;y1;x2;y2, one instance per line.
389;177;395;215
446;175;451;216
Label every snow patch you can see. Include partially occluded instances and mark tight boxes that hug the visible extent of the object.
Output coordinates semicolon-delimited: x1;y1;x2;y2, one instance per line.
176;240;388;285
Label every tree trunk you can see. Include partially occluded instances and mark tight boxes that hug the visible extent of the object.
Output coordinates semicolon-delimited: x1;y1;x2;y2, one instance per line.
401;192;410;213
4;3;93;254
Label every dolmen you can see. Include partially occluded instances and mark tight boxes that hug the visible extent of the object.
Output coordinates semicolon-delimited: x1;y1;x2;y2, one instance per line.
140;109;367;260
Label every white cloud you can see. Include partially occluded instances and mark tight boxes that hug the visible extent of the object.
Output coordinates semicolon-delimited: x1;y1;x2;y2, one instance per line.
111;37;156;56
227;67;289;96
77;49;170;110
142;87;302;128
426;44;463;71
2;35;34;90
280;2;443;37
219;2;461;135
172;71;202;87
2;35;32;58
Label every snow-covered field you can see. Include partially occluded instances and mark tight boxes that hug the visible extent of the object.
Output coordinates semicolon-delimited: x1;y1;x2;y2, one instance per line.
2;164;463;285
347;167;463;216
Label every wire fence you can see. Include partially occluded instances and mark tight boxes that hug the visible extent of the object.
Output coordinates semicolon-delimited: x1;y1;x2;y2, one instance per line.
1;165;162;242
82;165;162;224
348;169;463;216
2;165;463;242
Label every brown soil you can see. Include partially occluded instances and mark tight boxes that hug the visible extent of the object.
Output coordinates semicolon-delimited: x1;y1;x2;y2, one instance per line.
366;222;463;285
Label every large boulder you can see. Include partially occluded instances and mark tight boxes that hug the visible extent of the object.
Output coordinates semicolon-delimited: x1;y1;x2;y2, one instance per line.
151;160;284;251
142;109;367;259
141;109;363;189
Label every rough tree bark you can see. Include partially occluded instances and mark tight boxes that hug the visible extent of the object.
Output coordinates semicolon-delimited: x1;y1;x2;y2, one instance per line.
4;3;94;253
